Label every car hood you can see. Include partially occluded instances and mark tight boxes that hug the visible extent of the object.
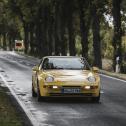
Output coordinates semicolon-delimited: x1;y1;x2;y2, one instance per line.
43;70;94;81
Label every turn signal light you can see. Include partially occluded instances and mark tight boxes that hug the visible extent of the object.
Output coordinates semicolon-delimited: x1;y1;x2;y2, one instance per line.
91;86;98;89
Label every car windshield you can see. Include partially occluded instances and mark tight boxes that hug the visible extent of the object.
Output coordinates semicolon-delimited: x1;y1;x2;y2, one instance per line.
42;57;90;70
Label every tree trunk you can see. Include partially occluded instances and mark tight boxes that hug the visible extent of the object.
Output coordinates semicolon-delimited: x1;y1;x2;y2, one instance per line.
8;36;12;51
79;0;91;59
60;22;67;56
42;6;49;56
23;23;29;54
48;12;54;55
29;23;34;55
92;5;102;68
34;6;44;57
68;22;76;56
35;20;42;57
54;1;61;55
112;0;122;71
3;33;6;50
67;0;76;56
60;1;67;56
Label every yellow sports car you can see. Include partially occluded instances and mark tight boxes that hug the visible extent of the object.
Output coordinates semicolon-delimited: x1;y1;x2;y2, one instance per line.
32;56;101;102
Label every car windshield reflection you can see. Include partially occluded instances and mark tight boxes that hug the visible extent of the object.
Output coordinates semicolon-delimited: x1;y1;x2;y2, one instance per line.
42;57;90;70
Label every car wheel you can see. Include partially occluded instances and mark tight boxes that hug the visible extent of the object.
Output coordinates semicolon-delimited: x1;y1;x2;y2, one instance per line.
32;83;37;97
92;93;100;103
37;82;42;102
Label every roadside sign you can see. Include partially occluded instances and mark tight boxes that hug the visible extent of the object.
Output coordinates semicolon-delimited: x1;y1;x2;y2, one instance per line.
15;40;24;51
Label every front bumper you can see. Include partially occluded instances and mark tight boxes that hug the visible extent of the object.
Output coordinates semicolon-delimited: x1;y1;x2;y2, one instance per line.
39;84;100;97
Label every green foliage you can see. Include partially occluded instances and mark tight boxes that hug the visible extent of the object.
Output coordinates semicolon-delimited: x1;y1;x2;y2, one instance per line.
75;35;82;55
0;87;23;126
122;36;126;57
100;23;114;58
0;0;125;72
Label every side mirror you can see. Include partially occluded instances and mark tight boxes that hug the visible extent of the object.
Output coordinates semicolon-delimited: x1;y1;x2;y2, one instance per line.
92;67;99;73
32;65;39;72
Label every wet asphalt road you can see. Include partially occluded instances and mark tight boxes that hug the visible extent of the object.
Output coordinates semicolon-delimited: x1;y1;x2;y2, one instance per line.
0;51;126;126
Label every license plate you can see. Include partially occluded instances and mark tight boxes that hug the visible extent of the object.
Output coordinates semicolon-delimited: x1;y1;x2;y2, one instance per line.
62;88;80;93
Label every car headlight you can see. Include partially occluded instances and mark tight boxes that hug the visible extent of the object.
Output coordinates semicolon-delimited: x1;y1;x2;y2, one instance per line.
87;76;96;83
45;76;54;82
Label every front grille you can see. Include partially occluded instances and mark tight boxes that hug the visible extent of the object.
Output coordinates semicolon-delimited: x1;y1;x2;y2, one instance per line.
62;86;81;88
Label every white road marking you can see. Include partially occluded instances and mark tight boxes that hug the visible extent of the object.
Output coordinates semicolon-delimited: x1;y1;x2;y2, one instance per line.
100;74;126;83
100;90;104;94
26;63;30;66
19;61;23;63
0;73;40;126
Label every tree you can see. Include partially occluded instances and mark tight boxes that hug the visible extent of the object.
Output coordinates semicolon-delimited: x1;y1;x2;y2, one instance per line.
112;0;122;71
67;0;76;56
91;0;102;68
1;0;126;74
78;0;91;59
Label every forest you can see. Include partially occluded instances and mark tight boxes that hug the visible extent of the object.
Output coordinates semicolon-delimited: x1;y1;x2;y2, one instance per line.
0;0;126;73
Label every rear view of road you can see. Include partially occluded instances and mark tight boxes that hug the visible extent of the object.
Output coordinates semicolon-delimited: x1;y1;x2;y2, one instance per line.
0;51;126;126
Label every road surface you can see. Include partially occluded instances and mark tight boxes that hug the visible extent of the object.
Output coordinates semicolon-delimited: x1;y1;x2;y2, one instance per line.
0;51;126;126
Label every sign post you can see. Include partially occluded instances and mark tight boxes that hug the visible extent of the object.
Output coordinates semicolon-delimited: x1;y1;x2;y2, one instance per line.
115;56;120;73
15;40;24;52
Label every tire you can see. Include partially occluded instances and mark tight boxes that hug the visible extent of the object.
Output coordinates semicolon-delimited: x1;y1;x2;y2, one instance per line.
92;93;100;103
37;82;42;102
32;83;37;97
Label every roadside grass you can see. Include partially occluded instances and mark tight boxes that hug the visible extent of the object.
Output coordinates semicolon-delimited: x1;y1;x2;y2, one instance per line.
102;58;126;81
0;86;23;126
100;70;126;81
